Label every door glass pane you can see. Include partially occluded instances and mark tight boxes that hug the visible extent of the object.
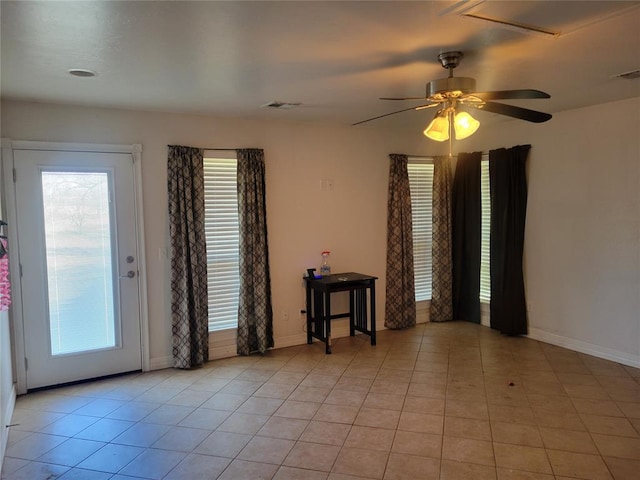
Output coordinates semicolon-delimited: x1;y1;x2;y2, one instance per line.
41;171;116;355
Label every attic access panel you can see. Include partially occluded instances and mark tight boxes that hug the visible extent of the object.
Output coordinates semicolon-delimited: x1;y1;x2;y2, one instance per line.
445;0;639;36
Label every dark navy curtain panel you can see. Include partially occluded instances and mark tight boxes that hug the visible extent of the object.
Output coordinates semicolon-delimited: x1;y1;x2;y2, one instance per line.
489;144;530;335
452;151;482;324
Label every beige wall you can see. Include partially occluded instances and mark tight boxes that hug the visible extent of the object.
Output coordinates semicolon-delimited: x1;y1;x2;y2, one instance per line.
465;97;640;365
1;97;638;369
0;100;431;367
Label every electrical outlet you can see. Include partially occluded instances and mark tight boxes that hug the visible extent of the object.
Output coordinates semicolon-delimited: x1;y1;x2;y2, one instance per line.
320;179;334;191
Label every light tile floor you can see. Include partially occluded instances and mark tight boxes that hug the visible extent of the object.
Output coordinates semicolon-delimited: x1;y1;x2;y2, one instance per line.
2;321;639;479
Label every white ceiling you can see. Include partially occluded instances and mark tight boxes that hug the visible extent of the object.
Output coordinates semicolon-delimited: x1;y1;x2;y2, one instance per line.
2;1;639;131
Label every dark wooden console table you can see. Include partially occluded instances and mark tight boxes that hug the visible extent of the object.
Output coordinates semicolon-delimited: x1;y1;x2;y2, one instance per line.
304;272;377;354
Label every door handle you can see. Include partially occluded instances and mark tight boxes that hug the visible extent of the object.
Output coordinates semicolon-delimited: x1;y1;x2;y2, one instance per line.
120;270;135;279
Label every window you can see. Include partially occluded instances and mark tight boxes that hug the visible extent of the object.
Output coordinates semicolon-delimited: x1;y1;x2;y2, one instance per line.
409;157;489;305
407;159;434;301
480;158;491;303
203;154;240;331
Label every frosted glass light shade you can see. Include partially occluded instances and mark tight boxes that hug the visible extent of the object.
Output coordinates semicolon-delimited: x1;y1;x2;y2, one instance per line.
423;114;449;141
453;111;480;139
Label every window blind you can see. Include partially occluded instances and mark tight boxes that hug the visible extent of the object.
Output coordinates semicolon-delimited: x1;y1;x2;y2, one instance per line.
203;156;240;331
480;158;491;303
407;160;434;301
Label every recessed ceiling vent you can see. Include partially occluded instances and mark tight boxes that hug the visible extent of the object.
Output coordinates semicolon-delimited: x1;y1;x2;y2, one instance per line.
261;101;302;109
68;68;96;77
611;69;640;80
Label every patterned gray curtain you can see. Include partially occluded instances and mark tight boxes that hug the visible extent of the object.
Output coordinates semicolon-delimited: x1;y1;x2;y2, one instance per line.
385;154;416;329
430;155;453;322
167;145;209;369
236;148;274;355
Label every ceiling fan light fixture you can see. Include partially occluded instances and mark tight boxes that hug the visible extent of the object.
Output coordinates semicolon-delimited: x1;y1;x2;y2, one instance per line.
453;111;480;140
424;111;450;142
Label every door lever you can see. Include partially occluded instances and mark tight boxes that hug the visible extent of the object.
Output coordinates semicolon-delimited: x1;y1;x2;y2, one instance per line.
120;270;135;279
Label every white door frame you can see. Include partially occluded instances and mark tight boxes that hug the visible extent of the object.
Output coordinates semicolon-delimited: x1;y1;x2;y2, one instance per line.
1;139;150;394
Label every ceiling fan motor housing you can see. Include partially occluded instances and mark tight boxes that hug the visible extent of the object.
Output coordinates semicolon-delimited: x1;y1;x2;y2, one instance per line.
437;51;464;69
427;77;476;100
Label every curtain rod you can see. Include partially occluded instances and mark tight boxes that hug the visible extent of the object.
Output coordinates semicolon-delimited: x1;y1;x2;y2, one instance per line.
167;145;237;151
201;148;263;151
454;153;490;158
408;152;489;159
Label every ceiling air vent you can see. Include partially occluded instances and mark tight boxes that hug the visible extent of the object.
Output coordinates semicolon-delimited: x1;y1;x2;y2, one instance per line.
261;101;302;109
611;69;640;80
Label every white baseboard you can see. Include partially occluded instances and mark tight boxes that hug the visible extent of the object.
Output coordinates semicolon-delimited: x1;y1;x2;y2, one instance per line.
209;324;359;360
210;344;237;360
149;355;172;370
206;322;364;361
151;321;639;371
275;332;308;350
480;304;490;327
527;327;640;368
1;383;16;472
478;306;637;368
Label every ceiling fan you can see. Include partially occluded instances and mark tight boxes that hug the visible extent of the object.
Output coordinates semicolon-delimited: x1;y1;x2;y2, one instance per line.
353;51;552;141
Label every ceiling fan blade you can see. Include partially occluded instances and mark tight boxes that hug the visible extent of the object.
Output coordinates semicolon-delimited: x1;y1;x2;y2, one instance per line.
470;89;550;100
352;103;438;126
380;97;429;101
475;101;552;123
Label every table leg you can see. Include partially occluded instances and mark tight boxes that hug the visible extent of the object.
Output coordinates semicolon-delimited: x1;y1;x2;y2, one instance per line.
325;292;332;354
306;283;312;344
349;290;355;337
370;281;376;346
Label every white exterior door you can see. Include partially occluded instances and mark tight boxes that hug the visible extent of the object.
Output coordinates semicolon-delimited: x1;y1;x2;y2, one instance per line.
12;148;142;390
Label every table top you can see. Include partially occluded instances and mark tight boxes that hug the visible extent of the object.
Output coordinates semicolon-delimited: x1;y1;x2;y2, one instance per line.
304;272;377;287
